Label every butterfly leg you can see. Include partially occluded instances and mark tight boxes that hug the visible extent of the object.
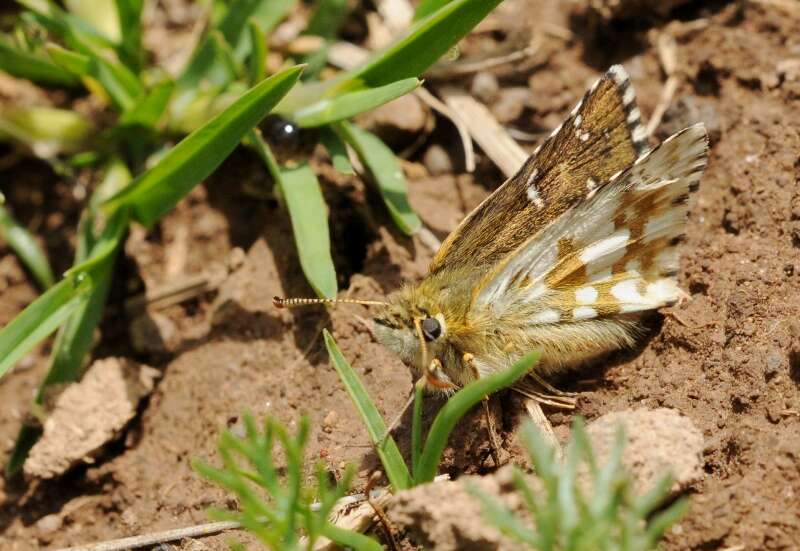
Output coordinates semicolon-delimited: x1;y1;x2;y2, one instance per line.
463;352;502;467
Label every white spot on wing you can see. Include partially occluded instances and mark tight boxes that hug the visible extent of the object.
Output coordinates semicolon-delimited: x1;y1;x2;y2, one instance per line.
609;64;629;85
632;124;647;143
574;114;582;128
575;286;598;304
586;177;598;191
526;185;544;208
611;280;643;303
532;309;560;324
580;132;590;142
573;306;597;320
623;86;635;106
627;107;641;124
625;259;641;273
645;279;680;304
579;229;630;264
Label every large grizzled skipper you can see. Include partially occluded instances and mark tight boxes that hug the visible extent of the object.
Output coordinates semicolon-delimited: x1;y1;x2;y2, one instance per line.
276;65;708;398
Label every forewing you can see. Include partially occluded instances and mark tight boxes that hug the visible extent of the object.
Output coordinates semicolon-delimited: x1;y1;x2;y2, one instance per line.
430;65;648;274
475;124;708;321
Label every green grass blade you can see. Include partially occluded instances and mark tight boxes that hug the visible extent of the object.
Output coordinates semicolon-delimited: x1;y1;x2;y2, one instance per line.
414;0;452;21
118;79;175;128
0;205;55;289
0;275;91;380
177;0;294;92
320;523;382;551
250;133;337;298
45;43;92;74
468;483;539;546
0;105;93;157
318;126;354;175
323;330;412;490
114;0;143;71
415;351;539;484
293;78;420;128
0;39;80;87
411;379;425;479
64;0;121;41
103;65;303;226
644;497;689;548
45;43;141;111
306;0;348;39
334;121;421;234
246;19;266;86
334;0;502;92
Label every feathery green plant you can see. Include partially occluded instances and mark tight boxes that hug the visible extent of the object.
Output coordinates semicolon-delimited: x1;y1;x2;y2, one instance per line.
470;418;689;551
194;413;381;551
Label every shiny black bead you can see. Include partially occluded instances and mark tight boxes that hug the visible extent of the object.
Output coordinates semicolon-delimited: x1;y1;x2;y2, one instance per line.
261;115;300;150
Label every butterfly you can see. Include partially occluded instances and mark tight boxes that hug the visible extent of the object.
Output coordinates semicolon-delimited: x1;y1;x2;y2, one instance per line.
276;65;708;401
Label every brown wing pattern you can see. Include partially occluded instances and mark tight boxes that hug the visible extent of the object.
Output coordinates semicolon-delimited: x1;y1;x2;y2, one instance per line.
429;65;649;275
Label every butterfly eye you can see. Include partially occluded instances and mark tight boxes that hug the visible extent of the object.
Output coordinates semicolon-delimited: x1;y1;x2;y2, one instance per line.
421;316;441;341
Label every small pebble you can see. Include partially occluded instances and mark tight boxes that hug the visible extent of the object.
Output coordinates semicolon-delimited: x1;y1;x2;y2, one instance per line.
323;410;339;431
423;144;454;176
765;350;784;378
471;71;499;103
36;514;62;534
491;87;529;123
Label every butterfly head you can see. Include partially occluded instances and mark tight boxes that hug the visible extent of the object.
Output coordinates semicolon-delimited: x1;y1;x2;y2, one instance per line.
371;285;460;390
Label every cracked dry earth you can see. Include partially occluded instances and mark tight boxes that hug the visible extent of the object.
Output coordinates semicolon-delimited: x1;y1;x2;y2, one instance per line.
0;0;799;549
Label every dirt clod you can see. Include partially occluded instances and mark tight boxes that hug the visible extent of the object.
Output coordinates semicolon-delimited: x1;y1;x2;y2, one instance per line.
584;408;704;494
24;358;160;479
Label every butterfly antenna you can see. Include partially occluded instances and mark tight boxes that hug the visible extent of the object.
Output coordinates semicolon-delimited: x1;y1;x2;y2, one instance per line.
273;296;389;309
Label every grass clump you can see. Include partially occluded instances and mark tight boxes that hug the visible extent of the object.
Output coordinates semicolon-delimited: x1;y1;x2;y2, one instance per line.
194;413;381;551
470;418;688;551
0;0;505;472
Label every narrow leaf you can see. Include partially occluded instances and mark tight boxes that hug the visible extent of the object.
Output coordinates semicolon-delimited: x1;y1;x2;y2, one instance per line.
103;65;303;226
0;275;91;380
65;0;122;41
251;134;337;298
306;0;348;39
0;39;80;87
324;330;412;490
333;0;502;92
0;205;55;289
293;78;420;128
320;523;382;551
415;351;538;484
335;121;421;234
246;19;266;86
118;79;175;128
318;127;354;175
114;0;144;71
0;105;93;158
414;0;452;21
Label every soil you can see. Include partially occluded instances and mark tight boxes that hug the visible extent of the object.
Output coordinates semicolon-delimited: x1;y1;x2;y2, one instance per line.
1;0;800;550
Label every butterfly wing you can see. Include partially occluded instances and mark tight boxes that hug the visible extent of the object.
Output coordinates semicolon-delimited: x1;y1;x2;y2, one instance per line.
430;65;648;275
474;124;708;321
